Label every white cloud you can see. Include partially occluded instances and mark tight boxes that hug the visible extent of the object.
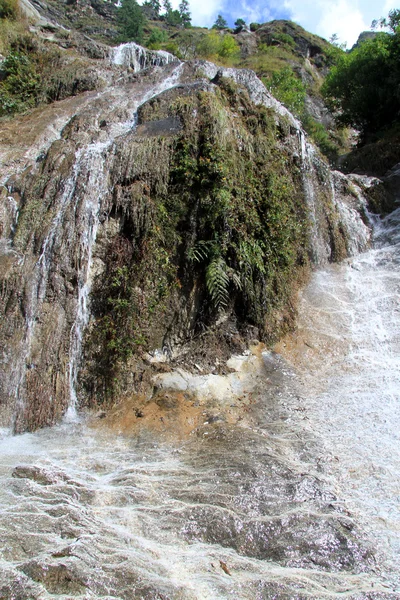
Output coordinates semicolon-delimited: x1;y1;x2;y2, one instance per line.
316;0;368;46
383;0;398;14
189;0;224;27
282;0;375;47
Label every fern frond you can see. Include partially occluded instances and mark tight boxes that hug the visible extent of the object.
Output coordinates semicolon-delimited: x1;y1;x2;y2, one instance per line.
187;240;212;263
206;257;229;309
230;270;242;291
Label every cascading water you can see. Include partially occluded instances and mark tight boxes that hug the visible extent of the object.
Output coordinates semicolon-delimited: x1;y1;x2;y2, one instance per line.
3;60;185;427
278;206;400;590
67;142;111;420
67;62;184;416
110;42;176;71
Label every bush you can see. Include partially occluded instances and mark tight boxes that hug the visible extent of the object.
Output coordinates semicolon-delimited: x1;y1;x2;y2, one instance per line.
173;29;205;59
0;34;99;117
301;114;338;160
265;67;306;116
0;0;18;20
218;34;239;58
146;27;167;49
196;31;239;61
0;50;40;115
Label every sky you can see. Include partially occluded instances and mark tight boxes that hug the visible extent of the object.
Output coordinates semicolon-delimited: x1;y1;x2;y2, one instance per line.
166;0;397;47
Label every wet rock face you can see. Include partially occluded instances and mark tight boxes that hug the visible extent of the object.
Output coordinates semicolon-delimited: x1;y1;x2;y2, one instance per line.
0;52;371;431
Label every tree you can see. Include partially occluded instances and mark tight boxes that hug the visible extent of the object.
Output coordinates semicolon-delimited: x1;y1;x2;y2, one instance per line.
328;33;347;50
118;0;146;43
162;0;182;26
377;8;400;32
175;29;204;58
166;9;182;25
179;0;191;27
162;0;172;15
322;25;400;134
213;14;228;30
234;18;246;32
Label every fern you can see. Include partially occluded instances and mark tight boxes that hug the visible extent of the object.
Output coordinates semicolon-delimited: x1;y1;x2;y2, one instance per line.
206;257;230;309
239;239;266;274
187;240;212;263
229;269;242;291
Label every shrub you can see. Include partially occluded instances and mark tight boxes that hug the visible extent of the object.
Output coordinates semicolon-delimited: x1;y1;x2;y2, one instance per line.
196;31;239;61
301;114;338;160
146;27;168;49
0;0;18;20
265;67;306;116
0;50;40;115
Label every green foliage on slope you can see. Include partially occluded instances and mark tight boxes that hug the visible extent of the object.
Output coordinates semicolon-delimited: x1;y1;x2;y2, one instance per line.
265;67;306;115
0;0;18;20
0;33;102;116
322;25;400;136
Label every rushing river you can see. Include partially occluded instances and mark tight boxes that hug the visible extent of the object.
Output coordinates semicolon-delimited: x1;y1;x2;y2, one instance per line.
0;210;399;598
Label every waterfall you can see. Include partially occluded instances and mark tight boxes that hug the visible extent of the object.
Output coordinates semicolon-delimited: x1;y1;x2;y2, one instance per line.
110;42;176;71
0;46;399;596
66;142;112;420
0;62;184;429
278;205;400;586
299;130;371;264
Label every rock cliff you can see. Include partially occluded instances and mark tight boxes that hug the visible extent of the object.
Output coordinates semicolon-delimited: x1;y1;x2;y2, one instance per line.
0;42;371;432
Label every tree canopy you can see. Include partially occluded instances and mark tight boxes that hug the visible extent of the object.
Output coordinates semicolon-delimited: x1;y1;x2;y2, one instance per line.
213;14;228;30
322;24;400;135
178;0;191;27
117;0;146;43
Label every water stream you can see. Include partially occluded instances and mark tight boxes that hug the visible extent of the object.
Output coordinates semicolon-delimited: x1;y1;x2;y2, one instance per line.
279;207;400;590
0;211;399;597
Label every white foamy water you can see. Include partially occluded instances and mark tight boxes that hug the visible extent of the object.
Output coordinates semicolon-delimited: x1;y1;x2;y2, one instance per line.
285;207;400;590
110;42;175;71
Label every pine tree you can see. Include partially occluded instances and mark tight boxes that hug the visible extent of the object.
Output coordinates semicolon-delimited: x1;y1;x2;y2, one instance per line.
178;0;191;27
234;18;246;32
118;0;146;43
162;0;172;14
213;14;228;30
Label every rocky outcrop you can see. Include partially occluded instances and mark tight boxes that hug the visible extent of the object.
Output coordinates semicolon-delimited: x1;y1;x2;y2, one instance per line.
256;20;330;64
0;45;371;432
